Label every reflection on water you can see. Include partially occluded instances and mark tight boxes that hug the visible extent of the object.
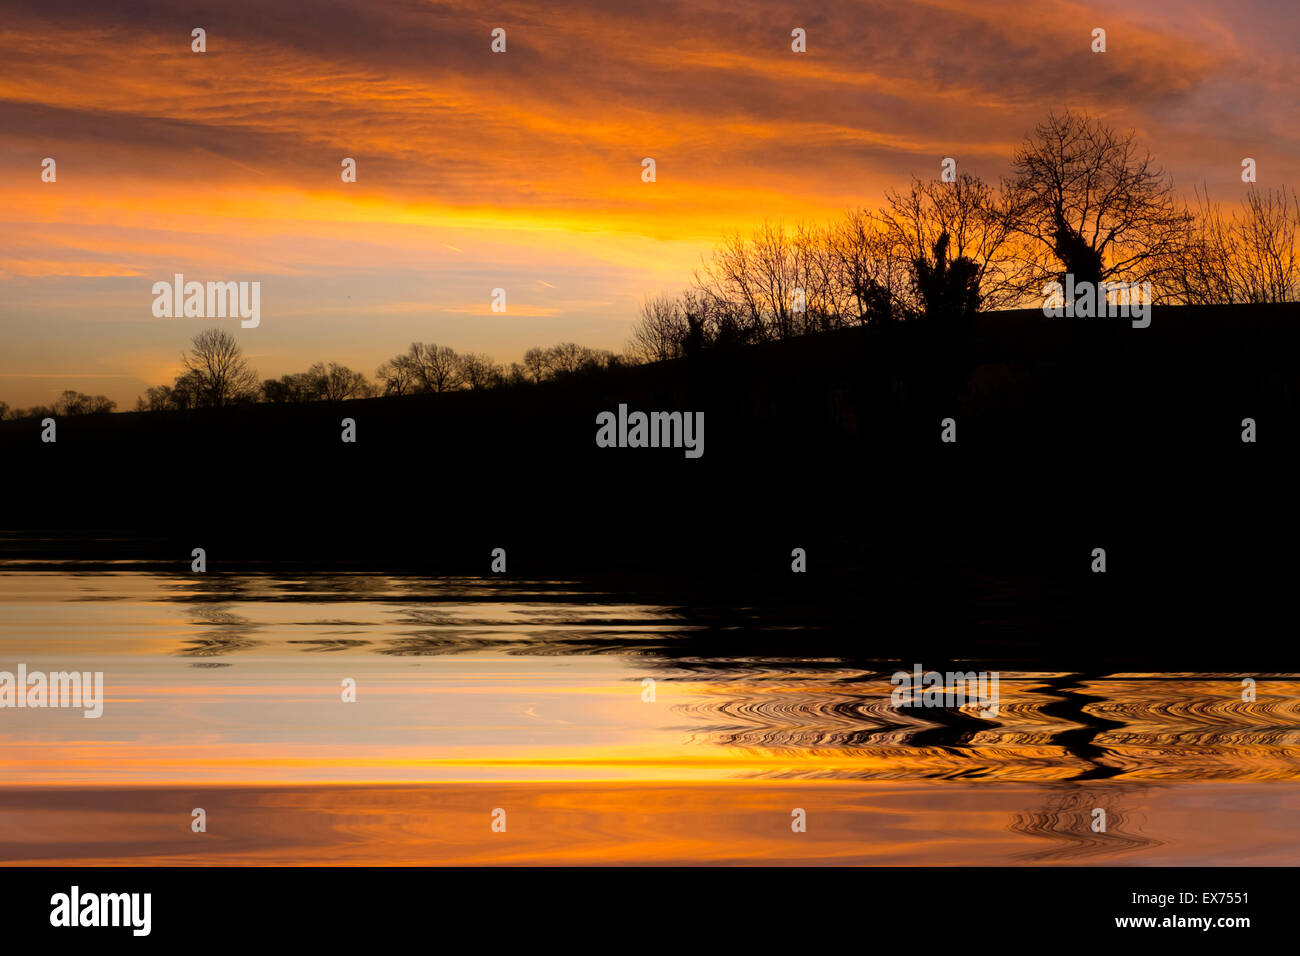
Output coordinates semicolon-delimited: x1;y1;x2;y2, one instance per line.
1;569;1297;865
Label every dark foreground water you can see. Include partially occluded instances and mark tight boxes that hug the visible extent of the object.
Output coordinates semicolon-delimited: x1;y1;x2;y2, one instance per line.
1;569;1297;865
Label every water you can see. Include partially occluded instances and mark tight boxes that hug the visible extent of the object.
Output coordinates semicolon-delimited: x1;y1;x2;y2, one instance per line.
1;569;1297;865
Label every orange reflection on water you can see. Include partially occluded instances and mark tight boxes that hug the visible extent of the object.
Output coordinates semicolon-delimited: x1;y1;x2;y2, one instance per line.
3;782;1299;866
2;569;1299;864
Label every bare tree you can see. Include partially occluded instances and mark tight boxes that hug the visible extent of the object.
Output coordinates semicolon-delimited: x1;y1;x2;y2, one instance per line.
170;369;206;409
375;354;419;396
182;329;258;407
1007;110;1190;293
52;390;116;415
521;347;549;383
883;173;1037;313
827;208;913;323
407;342;463;392
1163;185;1300;305
693;214;928;342
309;362;370;401
1160;186;1236;305
1234;186;1300;302
135;386;174;412
792;221;854;333
627;293;689;363
52;390;83;415
458;352;503;390
260;370;320;403
750;222;799;339
696;231;769;343
546;342;593;375
522;342;615;380
375;343;465;393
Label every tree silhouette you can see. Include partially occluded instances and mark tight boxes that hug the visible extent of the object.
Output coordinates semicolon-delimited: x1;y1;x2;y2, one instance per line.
52;390;116;415
134;385;173;412
830;208;909;324
408;343;463;392
1167;185;1300;305
1008;110;1189;292
375;354;419;396
883;173;1035;312
627;294;689;363
522;342;616;381
182;329;258;407
170;369;207;409
457;353;503;390
911;233;982;321
311;362;371;401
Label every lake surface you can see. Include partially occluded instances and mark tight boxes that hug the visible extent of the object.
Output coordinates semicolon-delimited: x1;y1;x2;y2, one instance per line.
1;569;1297;865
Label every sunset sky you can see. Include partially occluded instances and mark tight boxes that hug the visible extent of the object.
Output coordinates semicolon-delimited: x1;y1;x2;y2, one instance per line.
2;0;1297;408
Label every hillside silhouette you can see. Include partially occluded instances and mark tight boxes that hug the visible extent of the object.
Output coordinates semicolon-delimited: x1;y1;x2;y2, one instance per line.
3;302;1297;669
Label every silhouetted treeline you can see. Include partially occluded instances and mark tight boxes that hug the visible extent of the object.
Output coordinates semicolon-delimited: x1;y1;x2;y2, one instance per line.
124;333;628;413
627;110;1300;361
373;340;624;397
5;333;629;416
0;390;115;421
7;110;1297;418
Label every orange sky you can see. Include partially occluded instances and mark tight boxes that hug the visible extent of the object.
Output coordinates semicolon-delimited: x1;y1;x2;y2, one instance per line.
2;0;1297;408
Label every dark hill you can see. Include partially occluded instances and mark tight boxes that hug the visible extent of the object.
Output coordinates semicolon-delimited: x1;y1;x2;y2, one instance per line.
2;303;1297;669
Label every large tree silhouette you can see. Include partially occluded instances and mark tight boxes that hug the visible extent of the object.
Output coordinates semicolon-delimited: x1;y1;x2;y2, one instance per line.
183;329;258;407
1008;110;1189;292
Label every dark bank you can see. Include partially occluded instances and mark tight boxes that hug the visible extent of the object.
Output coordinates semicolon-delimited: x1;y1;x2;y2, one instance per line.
2;304;1297;670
